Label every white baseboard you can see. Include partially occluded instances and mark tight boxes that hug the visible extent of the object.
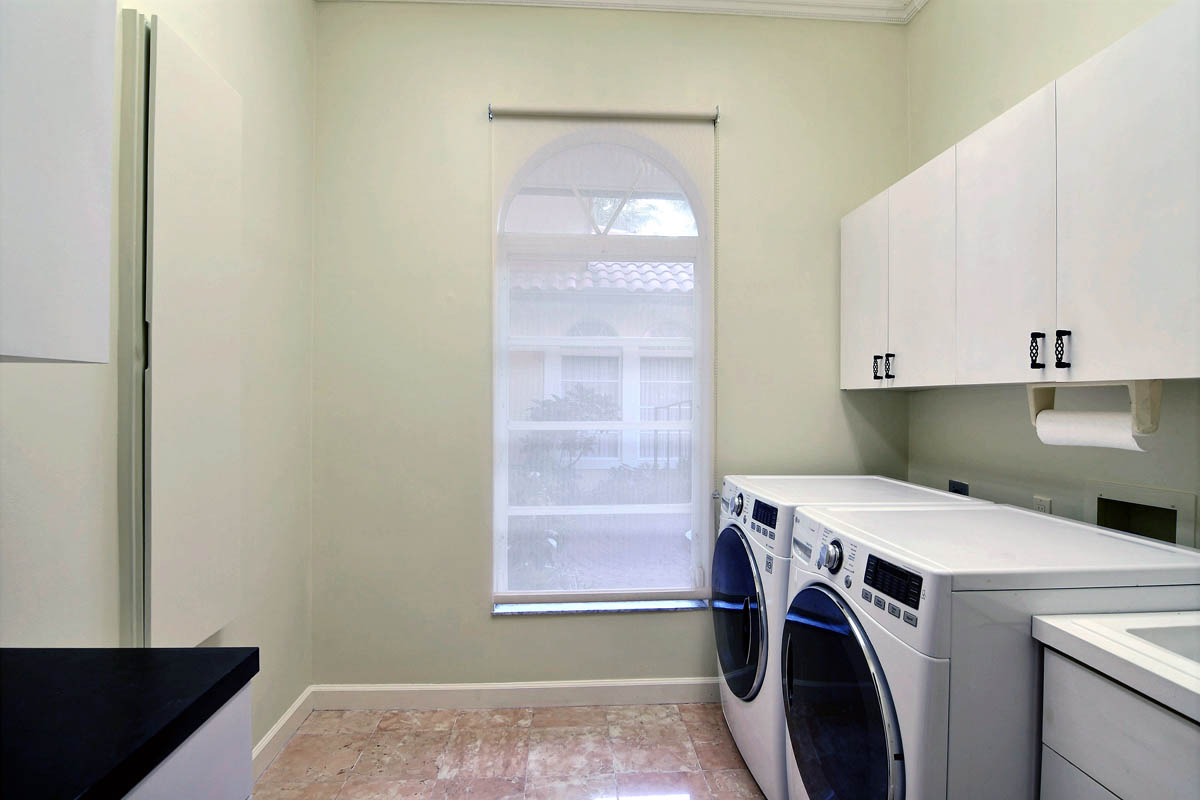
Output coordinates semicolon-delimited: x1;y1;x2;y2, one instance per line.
309;676;721;711
253;676;720;778
252;685;314;778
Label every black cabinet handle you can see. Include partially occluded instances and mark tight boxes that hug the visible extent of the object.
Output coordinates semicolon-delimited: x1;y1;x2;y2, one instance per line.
1054;330;1071;369
873;355;883;380
884;353;896;380
1030;332;1046;369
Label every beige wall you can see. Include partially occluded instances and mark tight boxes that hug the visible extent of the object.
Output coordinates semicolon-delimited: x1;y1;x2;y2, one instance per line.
312;2;910;683
1;0;316;743
904;0;1200;537
908;382;1200;536
906;0;1175;167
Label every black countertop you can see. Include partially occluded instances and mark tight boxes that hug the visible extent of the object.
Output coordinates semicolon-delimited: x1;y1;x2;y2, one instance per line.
1;647;258;800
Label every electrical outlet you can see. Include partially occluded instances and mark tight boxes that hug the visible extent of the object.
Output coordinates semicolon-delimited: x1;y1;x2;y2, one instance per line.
1034;495;1053;515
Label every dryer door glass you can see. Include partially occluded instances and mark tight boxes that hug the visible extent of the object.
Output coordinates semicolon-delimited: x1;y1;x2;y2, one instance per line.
711;525;767;700
782;585;902;800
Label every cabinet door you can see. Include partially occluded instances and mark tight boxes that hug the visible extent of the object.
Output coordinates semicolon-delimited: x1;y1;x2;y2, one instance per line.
956;84;1057;385
888;148;957;388
840;190;889;389
1056;0;1199;381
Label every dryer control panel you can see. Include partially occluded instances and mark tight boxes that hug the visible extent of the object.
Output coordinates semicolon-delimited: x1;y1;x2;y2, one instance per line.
792;509;951;658
864;555;923;611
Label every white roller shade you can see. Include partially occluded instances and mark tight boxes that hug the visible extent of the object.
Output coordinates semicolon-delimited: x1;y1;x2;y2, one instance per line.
491;116;715;604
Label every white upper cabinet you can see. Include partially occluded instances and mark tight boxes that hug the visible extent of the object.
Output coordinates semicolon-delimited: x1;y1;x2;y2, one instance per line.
0;0;115;362
840;190;889;389
840;0;1198;390
956;83;1057;385
887;148;957;388
1056;0;1199;381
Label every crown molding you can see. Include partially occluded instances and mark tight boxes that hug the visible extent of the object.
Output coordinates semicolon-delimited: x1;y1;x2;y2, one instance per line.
315;0;931;24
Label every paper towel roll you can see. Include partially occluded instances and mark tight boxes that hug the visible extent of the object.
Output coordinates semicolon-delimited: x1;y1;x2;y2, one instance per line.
1035;410;1145;451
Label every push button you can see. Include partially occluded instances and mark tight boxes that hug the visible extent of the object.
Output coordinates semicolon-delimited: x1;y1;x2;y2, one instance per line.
888;603;901;618
874;596;886;610
903;611;918;627
862;589;872;603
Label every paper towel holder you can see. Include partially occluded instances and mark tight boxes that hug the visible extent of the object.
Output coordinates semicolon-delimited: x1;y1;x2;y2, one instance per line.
1027;380;1163;434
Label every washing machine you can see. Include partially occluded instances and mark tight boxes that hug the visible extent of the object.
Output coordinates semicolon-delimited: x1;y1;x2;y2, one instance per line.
781;504;1200;800
712;476;987;800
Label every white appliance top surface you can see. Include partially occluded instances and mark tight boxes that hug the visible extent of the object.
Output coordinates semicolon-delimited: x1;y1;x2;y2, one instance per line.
804;504;1200;590
727;475;983;506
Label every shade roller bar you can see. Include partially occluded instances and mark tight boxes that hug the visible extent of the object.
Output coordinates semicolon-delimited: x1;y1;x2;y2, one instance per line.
488;104;719;123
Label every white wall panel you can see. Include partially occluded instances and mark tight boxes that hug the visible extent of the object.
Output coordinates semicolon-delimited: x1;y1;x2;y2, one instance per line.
0;0;115;362
146;17;243;648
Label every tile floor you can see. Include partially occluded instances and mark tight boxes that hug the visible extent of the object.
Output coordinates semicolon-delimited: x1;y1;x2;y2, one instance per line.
253;703;765;800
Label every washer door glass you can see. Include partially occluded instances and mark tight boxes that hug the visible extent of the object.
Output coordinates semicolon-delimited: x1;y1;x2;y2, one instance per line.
711;525;767;700
782;584;902;800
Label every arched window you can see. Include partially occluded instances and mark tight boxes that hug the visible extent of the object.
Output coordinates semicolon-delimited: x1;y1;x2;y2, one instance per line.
492;121;714;605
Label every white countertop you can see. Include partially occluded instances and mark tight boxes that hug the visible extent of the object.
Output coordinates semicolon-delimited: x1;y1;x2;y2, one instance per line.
1034;610;1200;724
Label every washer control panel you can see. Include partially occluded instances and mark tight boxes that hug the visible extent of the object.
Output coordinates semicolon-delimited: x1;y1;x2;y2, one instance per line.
746;498;780;549
720;480;782;554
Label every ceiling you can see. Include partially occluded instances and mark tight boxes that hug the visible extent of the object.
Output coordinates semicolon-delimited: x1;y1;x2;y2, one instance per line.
316;0;931;24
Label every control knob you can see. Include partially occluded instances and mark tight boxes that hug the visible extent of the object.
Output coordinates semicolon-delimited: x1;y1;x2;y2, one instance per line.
732;493;744;517
817;539;844;574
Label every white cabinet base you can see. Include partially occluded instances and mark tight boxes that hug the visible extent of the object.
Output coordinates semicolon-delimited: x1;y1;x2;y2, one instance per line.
1041;649;1200;800
1040;745;1119;800
125;686;252;800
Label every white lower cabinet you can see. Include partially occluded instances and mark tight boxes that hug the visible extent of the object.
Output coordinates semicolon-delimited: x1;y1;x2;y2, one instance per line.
887;147;957;388
125;686;252;800
1040;745;1119;800
1041;649;1200;800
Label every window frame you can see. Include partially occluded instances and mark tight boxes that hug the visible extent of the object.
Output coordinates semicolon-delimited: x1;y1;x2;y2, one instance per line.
491;128;714;606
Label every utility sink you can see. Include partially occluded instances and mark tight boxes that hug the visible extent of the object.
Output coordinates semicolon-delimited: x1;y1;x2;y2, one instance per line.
1033;610;1200;724
1129;623;1200;663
